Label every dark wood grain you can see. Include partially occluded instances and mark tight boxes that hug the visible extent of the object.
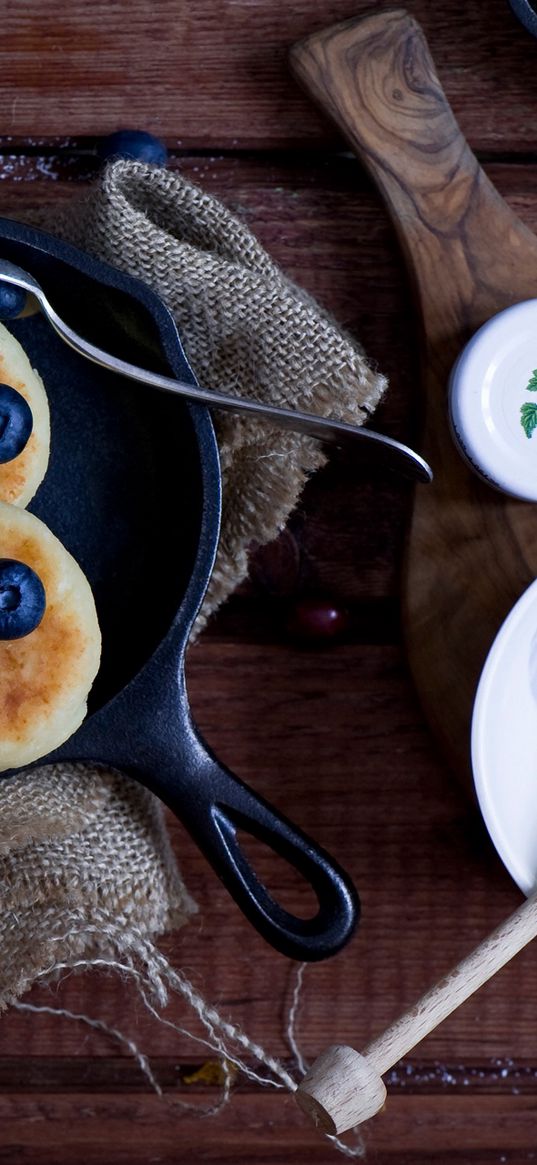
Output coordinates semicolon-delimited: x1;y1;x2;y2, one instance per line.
0;0;536;150
2;3;537;1157
1;1090;537;1164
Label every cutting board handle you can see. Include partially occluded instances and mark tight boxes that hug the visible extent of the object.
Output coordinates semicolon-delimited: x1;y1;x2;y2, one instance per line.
290;9;533;340
290;10;477;228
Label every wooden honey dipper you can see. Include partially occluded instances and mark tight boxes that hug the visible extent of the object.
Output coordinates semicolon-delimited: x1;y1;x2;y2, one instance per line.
289;6;537;1136
294;890;537;1133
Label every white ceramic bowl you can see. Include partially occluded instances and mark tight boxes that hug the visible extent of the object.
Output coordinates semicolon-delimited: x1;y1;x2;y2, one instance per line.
472;578;537;895
449;300;537;501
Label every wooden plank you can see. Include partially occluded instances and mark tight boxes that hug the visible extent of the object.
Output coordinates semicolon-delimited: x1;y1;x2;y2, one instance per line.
0;1090;535;1163
0;1;535;151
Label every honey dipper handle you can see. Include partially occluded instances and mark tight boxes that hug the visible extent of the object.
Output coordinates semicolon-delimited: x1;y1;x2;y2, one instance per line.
296;889;537;1135
364;889;537;1075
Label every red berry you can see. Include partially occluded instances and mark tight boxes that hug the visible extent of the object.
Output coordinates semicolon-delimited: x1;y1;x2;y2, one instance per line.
287;598;349;641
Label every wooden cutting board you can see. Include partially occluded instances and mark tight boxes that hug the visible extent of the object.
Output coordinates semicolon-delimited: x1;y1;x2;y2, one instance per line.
290;8;537;786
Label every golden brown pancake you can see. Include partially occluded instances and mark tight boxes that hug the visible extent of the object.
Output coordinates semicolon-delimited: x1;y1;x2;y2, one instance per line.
0;501;101;770
0;323;50;507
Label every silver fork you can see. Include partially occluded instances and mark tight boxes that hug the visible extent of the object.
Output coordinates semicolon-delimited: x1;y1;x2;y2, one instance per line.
0;257;432;482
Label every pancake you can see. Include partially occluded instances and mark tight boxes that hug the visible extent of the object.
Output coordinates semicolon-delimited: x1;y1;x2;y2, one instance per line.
0;500;101;770
0;323;50;507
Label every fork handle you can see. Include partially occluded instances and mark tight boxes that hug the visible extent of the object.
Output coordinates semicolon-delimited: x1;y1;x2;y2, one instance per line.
0;254;431;482
47;305;431;478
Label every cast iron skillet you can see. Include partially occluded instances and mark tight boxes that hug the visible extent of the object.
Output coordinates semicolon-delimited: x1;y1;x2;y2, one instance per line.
509;0;537;37
0;216;358;962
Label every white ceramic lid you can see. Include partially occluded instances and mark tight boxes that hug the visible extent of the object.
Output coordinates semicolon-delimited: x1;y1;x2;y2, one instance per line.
449;299;537;501
472;578;537;896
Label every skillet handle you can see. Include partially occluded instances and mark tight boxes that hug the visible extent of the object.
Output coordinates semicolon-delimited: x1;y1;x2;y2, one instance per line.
48;647;359;959
153;724;359;962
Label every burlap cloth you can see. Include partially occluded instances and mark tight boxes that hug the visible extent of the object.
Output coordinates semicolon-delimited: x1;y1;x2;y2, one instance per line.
0;160;386;1011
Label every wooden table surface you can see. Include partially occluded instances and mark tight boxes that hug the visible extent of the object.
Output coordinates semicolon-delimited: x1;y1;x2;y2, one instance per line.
2;2;537;1162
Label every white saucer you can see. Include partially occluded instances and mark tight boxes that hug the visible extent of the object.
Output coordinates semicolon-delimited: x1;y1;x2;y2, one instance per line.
472;578;537;895
449;300;537;501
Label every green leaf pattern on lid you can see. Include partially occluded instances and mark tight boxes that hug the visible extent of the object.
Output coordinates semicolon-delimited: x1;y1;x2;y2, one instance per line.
520;371;537;437
521;401;537;439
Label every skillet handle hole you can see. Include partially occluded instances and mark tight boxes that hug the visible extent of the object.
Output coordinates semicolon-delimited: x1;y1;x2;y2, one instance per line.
234;827;320;921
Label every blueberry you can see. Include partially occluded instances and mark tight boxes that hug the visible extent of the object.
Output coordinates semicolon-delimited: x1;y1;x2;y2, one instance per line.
98;130;168;166
0;384;33;464
0;282;27;321
0;559;46;639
